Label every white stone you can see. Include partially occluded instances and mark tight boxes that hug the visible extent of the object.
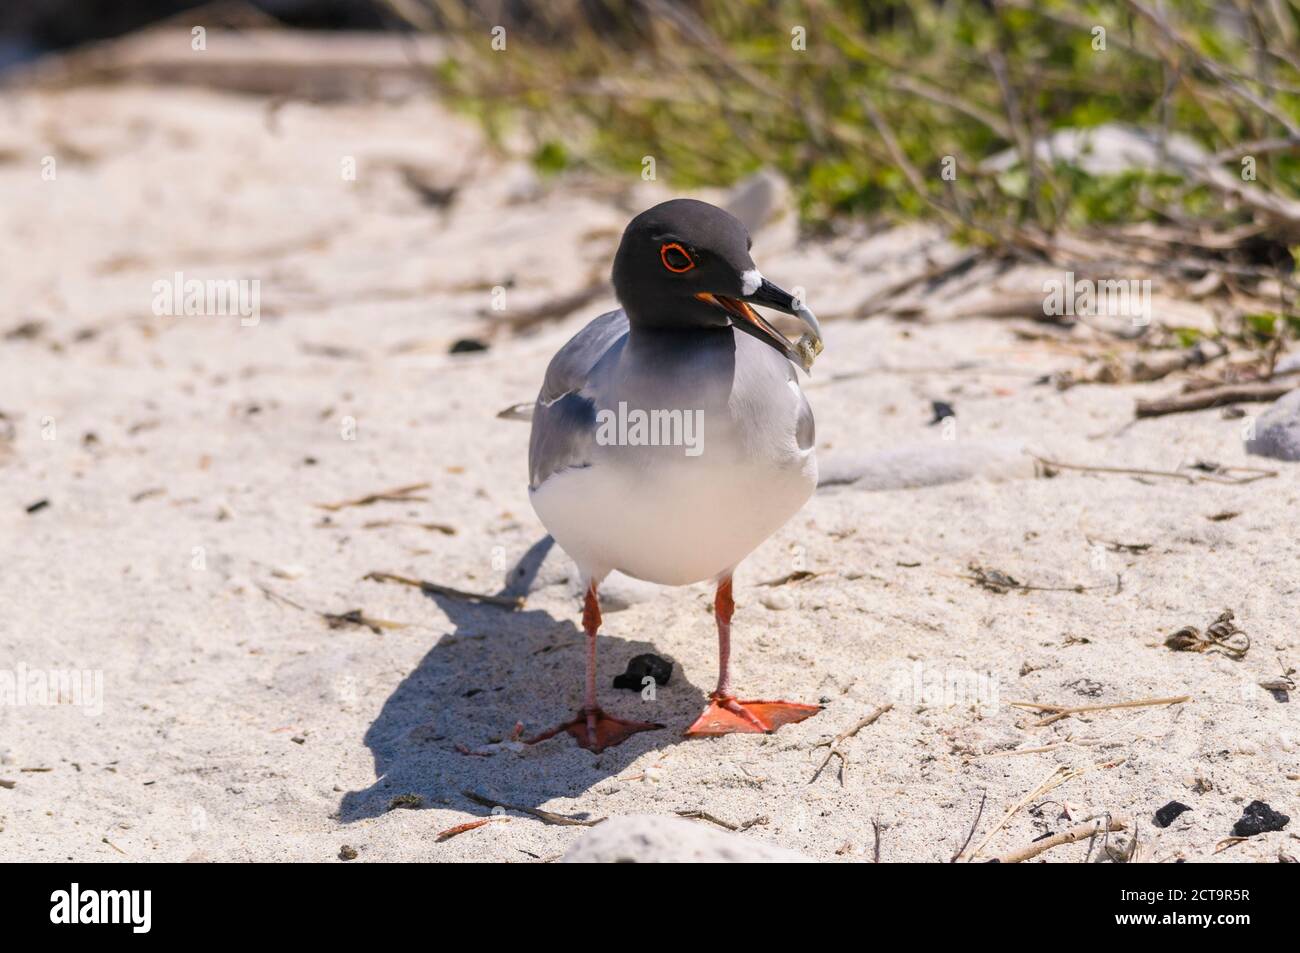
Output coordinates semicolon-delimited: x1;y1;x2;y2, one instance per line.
1245;389;1300;462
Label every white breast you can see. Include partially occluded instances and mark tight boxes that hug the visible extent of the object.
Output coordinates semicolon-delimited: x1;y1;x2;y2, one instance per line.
530;444;816;586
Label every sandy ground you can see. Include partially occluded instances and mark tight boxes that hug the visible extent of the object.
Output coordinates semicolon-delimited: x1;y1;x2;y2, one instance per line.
1;83;1297;863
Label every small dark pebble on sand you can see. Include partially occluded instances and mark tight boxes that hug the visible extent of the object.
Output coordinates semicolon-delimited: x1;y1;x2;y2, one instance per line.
339;845;357;861
928;400;956;425
1232;800;1289;837
1154;801;1192;828
25;499;49;514
450;338;489;354
613;653;673;690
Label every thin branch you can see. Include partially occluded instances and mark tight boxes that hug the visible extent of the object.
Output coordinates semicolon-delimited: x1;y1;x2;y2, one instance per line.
993;816;1128;863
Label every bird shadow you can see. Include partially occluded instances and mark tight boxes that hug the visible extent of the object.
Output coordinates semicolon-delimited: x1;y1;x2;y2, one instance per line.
339;536;705;822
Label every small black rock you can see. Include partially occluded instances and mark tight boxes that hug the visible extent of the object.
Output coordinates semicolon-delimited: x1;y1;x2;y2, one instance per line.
25;499;50;514
1153;800;1192;828
612;653;673;690
928;400;956;425
449;338;489;354
1232;800;1290;837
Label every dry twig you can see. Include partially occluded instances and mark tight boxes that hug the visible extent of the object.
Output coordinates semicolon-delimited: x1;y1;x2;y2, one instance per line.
950;792;987;862
809;703;893;785
462;791;603;827
315;482;430;511
1009;695;1190;727
1032;453;1276;486
1135;381;1296;418
992;815;1128;863
436;818;499;841
675;810;767;832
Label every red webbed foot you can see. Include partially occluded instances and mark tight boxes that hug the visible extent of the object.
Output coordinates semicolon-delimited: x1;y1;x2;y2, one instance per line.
686;693;821;736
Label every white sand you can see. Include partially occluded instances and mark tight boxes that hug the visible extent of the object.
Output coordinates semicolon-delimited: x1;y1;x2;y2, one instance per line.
0;85;1296;863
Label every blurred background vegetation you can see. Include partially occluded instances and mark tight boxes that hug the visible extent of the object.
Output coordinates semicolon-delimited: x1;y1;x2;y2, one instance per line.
3;0;1297;330
387;0;1300;332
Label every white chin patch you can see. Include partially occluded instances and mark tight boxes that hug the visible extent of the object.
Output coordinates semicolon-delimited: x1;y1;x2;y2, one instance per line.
740;269;762;296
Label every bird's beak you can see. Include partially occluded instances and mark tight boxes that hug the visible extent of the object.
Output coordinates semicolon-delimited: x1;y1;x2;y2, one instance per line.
696;278;824;373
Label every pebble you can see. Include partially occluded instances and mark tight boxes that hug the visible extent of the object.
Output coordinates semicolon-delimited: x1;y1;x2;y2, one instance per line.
1153;800;1192;828
760;591;793;611
612;653;673;690
1232;800;1290;837
1245;389;1300;461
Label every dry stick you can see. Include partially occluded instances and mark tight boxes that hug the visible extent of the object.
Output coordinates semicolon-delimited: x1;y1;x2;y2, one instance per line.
967;758;1129;862
676;810;739;831
436;818;498;842
1031;453;1277;486
257;583;307;612
258;582;408;635
978;744;1066;759
1033;454;1193;484
950;791;987;863
809;703;894;785
887;73;1013;139
994;816;1128;864
1125;340;1228;383
462;791;603;827
988;44;1046;222
1135;380;1297;418
963;765;1071;862
863;103;966;234
676;810;766;832
981;702;1175;757
959;566;1120;595
365;571;524;609
360;519;455;535
315;482;430;511
321;609;407;635
1010;695;1191;727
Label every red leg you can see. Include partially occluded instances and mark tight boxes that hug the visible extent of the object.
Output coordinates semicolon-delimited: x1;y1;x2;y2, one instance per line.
525;581;662;753
686;576;821;736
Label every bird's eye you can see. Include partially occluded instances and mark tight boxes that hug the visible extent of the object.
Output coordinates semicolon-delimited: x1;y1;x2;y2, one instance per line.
660;242;695;273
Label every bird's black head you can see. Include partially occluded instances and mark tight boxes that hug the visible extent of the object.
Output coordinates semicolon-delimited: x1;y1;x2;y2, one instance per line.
611;198;823;371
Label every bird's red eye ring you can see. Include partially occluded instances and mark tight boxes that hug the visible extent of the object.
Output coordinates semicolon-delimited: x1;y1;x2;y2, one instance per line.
660;242;695;273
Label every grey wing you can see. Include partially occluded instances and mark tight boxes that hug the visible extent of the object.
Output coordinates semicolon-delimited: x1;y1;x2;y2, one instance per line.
528;309;628;490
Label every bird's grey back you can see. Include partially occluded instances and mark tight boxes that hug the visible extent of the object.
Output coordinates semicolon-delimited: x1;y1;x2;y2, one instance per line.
528;309;629;489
